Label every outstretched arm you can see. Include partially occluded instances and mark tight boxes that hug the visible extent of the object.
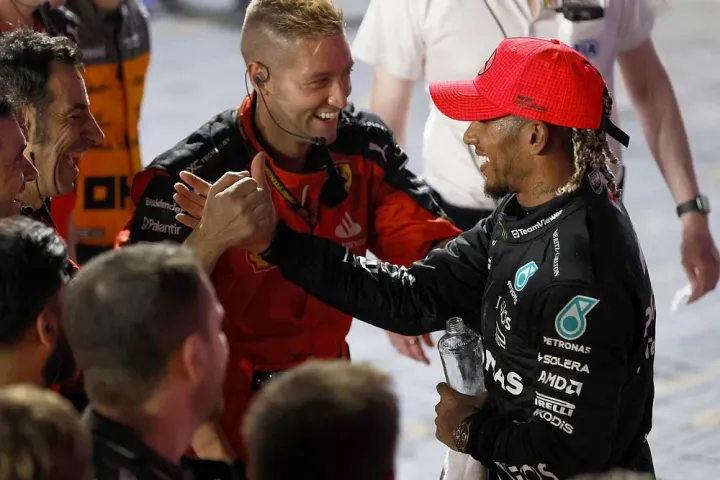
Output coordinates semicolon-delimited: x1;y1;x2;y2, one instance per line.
261;219;489;334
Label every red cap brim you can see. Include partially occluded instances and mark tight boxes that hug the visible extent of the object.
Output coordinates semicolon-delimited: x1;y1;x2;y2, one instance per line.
429;79;507;122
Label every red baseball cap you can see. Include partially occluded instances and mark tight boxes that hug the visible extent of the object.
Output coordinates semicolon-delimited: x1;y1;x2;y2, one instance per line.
430;37;629;146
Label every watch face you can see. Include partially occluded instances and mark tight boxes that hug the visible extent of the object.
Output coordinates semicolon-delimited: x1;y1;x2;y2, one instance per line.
453;420;471;452
699;195;711;213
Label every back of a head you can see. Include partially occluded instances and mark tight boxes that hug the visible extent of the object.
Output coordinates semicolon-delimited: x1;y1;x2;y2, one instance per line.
62;242;204;409
240;0;344;66
0;384;91;480
244;360;399;480
0;28;82;112
0;216;68;345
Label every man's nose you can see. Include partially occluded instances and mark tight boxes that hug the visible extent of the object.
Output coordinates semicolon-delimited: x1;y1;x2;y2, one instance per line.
84;113;105;147
20;154;38;182
328;80;350;110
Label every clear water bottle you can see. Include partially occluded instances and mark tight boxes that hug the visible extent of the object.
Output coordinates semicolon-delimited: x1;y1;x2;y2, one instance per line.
438;317;485;395
438;317;488;480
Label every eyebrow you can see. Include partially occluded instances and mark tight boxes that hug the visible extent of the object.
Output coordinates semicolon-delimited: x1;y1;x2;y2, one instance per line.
306;61;355;81
64;103;89;116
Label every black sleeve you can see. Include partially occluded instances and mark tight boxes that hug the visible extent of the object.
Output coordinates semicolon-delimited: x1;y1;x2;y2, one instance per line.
262;218;492;334
127;172;193;244
467;283;636;479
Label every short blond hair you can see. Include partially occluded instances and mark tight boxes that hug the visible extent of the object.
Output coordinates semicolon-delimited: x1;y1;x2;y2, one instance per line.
0;385;90;480
244;360;399;480
241;0;344;64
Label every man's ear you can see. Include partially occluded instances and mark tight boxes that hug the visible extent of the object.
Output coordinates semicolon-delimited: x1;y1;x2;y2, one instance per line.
526;121;551;156
181;334;207;386
36;310;59;349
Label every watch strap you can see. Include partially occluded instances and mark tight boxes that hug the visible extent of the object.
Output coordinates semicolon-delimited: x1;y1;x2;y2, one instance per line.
676;195;710;218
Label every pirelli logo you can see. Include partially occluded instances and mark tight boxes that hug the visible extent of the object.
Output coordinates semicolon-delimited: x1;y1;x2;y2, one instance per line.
535;392;576;418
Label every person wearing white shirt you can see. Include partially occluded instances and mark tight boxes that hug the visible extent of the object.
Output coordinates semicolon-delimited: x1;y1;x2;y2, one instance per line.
353;0;719;362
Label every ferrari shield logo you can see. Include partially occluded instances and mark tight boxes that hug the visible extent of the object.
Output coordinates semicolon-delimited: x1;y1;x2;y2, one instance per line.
336;163;352;192
246;251;275;274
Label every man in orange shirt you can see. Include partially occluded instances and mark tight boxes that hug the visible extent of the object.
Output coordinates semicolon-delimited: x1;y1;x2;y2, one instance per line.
118;0;461;463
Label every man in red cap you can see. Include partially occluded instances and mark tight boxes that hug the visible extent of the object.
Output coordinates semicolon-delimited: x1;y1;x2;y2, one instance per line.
187;36;656;478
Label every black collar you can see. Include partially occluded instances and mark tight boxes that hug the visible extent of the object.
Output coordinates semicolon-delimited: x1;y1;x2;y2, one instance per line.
88;410;240;480
89;409;186;480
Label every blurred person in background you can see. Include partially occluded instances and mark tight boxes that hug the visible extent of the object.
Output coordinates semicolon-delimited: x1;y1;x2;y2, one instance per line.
0;0;150;261
243;360;399;480
62;243;240;479
0;216;75;388
0;87;39;218
0;28;104;238
54;0;151;264
0;0;73;34
353;0;719;361
117;0;460;463
0;384;91;480
0;30;98;411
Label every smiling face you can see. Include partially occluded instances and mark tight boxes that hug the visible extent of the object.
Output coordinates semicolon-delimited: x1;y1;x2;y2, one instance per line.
255;32;353;146
462;116;531;200
0;115;38;217
20;63;103;202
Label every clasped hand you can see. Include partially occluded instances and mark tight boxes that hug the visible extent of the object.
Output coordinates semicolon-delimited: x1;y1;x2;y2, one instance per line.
172;151;277;254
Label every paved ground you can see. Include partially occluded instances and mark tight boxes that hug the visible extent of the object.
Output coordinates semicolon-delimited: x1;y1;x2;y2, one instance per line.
138;2;720;478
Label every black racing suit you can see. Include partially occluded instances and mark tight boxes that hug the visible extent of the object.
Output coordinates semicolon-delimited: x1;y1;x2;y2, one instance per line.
260;172;656;479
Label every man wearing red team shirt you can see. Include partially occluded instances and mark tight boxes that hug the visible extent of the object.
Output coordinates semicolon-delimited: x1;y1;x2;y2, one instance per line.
117;0;461;463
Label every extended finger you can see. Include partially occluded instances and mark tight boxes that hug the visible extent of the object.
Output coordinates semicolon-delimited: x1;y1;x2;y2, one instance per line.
422;333;434;347
689;264;713;303
174;182;206;207
173;192;204;220
179;170;214;197
395;342;412;358
225;176;262;199
175;213;200;230
407;342;431;365
683;261;702;304
209;171;251;196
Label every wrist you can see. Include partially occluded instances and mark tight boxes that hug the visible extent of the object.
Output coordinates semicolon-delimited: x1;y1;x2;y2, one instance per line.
258;221;284;260
453;411;477;454
681;210;709;228
185;229;228;267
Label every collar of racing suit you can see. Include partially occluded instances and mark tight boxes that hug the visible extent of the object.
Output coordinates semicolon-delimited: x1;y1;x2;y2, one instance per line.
493;169;614;243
